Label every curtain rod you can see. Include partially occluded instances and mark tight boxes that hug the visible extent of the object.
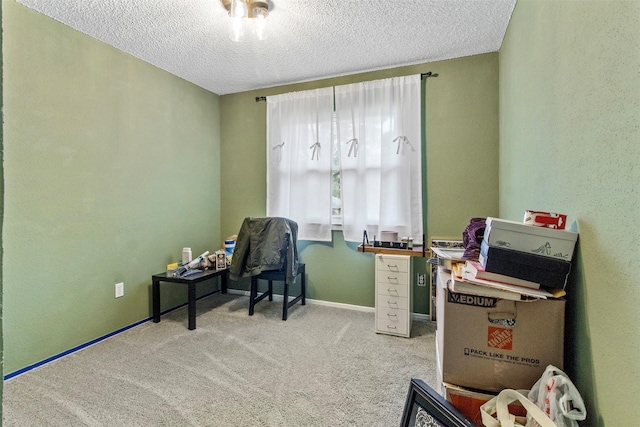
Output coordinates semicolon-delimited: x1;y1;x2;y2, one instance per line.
255;72;438;102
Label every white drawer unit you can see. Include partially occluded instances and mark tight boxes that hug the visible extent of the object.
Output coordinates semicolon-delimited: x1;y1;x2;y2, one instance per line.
375;254;412;337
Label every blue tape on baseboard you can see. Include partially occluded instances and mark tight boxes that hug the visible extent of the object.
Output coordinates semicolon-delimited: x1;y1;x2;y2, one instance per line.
3;317;151;381
4;290;220;381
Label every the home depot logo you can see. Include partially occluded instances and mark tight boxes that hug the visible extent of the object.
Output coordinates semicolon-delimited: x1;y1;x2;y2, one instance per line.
487;326;513;350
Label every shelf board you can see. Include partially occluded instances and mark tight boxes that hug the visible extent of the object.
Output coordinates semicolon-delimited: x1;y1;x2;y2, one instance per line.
357;244;427;257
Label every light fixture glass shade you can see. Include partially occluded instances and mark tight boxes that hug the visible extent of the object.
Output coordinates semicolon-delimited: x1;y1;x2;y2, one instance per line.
226;0;270;42
229;16;249;42
253;13;267;40
252;3;269;19
230;0;247;19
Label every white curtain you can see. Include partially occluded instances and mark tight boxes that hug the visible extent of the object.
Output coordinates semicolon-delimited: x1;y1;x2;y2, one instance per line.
266;87;334;241
335;75;423;243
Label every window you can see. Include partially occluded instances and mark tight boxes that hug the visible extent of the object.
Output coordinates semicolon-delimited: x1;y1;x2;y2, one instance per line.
266;87;334;242
335;75;423;243
331;112;343;227
267;75;423;243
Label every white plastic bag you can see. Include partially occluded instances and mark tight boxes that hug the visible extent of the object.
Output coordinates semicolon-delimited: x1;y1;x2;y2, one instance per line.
528;365;586;427
480;388;557;427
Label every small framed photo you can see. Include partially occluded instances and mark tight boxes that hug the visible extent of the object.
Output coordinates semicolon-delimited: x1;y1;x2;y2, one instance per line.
215;251;227;270
400;379;475;427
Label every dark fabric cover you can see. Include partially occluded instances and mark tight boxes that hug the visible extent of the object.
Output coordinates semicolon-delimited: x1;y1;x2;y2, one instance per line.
462;217;486;260
229;217;299;283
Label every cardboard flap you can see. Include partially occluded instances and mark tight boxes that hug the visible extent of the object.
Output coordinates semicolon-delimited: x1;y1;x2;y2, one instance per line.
488;311;517;322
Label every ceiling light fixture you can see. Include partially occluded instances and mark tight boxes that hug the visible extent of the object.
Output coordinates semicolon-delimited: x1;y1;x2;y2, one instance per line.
222;0;271;42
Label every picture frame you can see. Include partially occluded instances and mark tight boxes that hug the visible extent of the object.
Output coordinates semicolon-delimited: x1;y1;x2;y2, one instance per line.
215;251;227;270
400;378;476;427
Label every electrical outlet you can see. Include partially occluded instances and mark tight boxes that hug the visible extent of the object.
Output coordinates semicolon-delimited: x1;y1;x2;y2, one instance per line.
115;282;124;298
417;273;426;287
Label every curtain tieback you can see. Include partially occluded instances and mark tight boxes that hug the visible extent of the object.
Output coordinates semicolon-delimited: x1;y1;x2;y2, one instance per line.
346;138;359;157
310;142;321;160
392;136;415;155
273;141;285;163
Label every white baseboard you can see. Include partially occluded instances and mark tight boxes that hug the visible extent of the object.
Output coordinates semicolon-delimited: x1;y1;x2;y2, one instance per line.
226;289;431;321
227;288;373;312
412;312;431;321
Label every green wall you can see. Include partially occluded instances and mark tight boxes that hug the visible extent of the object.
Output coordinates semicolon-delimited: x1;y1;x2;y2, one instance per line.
0;0;4;416
2;0;222;374
499;1;640;425
220;54;500;312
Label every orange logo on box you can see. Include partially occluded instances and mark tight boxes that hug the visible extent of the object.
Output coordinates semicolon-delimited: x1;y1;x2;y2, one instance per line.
487;326;513;350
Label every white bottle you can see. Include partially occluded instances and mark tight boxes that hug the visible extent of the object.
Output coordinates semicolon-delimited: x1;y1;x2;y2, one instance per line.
182;247;192;264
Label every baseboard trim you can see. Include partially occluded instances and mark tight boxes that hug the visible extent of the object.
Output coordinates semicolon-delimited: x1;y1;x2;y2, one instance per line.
4;317;151;381
228;288;374;312
227;289;431;320
3;290;219;381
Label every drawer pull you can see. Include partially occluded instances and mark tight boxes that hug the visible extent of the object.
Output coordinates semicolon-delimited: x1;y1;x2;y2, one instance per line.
387;313;398;318
386;325;398;330
387;300;398;306
387;276;398;281
387;288;398;294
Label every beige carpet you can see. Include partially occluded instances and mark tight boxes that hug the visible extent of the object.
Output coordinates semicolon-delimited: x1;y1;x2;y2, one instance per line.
3;293;438;426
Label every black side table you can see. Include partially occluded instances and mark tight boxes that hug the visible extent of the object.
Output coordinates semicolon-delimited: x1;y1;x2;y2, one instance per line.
152;268;229;330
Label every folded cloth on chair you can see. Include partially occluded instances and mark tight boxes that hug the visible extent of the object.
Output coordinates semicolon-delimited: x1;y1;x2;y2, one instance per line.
229;217;299;283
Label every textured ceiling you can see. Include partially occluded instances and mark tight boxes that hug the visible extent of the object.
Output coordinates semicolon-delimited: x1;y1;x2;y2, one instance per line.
15;0;516;95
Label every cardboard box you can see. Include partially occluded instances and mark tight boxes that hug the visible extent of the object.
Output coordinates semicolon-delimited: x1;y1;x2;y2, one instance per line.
436;339;443;396
443;382;527;426
484;217;578;261
436;269;565;392
479;240;571;289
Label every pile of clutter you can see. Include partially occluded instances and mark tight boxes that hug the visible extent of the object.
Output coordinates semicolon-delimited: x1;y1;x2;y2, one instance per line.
434;210;587;426
166;236;237;277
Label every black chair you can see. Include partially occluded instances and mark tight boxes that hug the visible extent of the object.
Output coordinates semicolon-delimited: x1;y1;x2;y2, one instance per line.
250;262;305;321
229;217;306;320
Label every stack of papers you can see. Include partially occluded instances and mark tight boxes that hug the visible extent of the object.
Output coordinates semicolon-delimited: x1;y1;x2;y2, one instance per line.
450;262;565;300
